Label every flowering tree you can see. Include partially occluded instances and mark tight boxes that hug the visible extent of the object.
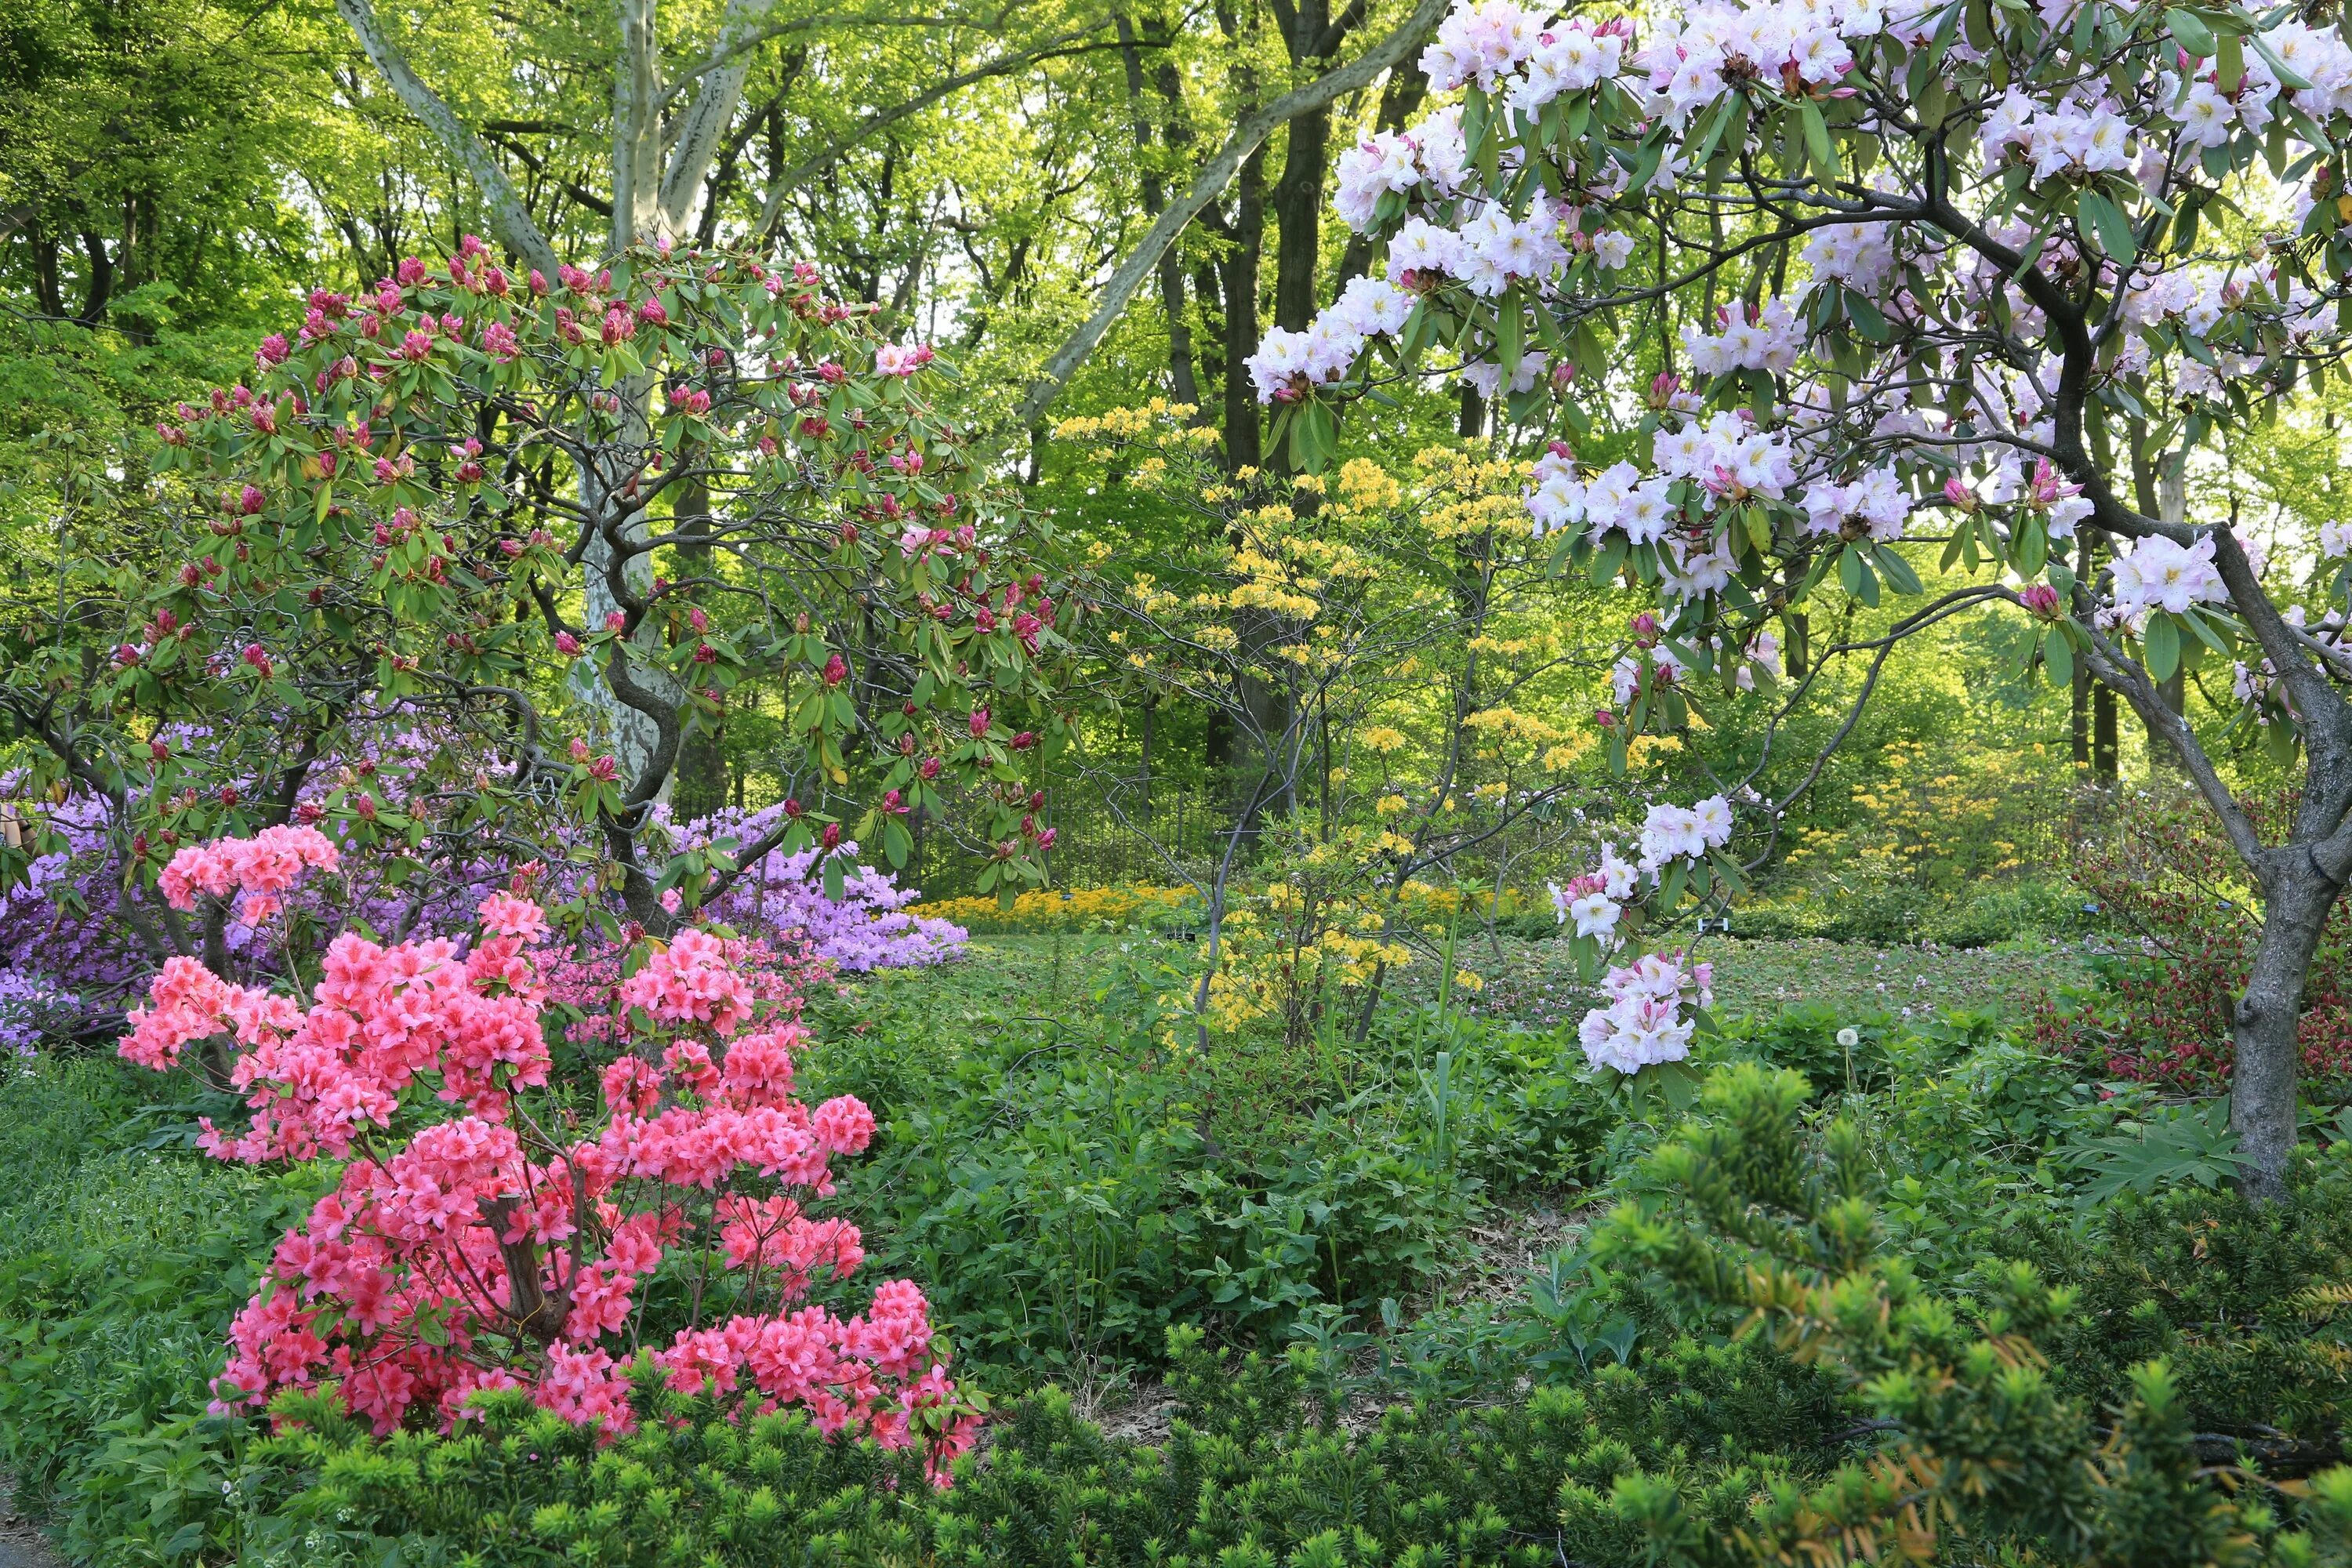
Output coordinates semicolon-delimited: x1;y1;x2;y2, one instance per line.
3;239;1069;955
1255;0;2352;1191
116;833;981;1479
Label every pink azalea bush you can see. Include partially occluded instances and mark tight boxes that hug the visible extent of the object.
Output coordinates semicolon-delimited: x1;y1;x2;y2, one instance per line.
117;833;980;1480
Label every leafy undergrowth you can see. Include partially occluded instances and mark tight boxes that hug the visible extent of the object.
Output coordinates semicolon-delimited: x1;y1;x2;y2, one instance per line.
9;938;2352;1565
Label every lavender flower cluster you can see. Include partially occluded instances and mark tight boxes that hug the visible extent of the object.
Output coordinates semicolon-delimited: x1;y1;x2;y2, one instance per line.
673;806;967;973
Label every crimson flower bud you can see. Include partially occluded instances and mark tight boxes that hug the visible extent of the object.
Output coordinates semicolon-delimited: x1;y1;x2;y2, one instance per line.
1011;731;1036;751
821;822;842;850
918;757;942;780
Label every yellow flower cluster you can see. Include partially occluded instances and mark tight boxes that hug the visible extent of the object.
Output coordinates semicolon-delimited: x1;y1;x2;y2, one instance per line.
909;884;1195;932
1784;737;2064;891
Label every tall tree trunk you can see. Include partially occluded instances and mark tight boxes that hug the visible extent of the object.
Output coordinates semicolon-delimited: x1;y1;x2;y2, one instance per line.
2234;863;2336;1198
1121;10;1203;407
1271;0;1341;334
671;473;728;821
1218;141;1266;470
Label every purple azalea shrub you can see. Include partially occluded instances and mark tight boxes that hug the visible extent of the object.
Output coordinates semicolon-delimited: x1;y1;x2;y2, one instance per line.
0;972;83;1058
673;806;967;972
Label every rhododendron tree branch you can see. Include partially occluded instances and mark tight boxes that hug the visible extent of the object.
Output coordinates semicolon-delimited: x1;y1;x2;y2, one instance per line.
1014;0;1453;429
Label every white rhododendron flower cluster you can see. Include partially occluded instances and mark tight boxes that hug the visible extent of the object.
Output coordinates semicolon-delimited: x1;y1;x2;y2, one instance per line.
1578;951;1713;1073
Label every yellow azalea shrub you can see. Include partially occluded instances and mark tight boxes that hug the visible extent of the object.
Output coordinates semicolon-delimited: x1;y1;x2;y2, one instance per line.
1781;736;2073;895
908;884;1196;933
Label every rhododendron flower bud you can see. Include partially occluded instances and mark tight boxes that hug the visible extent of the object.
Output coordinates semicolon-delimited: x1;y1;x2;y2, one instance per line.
1037;827;1058;850
818;653;848;687
1630;611;1660;647
918;757;942;780
570;739;590;761
968;708;990;738
1011;731;1036;751
784;797;804;818
296;803;322;824
2019;583;2063;618
1943;477;1980;513
241;485;266;515
555;631;582;655
528;268;548;296
588;755;619;782
693;642;717;664
354;792;377;821
1596;707;1618;728
637;296;668;327
604;612;627;633
822;822;842;851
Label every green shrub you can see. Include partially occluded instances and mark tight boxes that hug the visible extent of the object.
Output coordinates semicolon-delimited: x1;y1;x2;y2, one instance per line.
0;1055;322;1561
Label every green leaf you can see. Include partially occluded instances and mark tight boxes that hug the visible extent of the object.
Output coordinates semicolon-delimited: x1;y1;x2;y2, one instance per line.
2217;30;2245;92
2144;612;2181;681
1796;99;1839;177
2078;188;2137;265
2167;5;2216;56
1874;544;1923;596
2044;624;2074;688
2015;514;2049;579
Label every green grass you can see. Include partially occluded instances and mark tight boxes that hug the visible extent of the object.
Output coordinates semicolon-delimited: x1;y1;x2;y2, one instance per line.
834;932;2092;1041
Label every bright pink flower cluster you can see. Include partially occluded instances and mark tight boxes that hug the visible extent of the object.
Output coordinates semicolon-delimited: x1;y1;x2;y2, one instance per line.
156;823;340;924
117;874;978;1481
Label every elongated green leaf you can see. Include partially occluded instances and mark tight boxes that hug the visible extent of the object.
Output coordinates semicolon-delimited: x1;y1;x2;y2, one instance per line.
2045;625;2074;688
1797;99;1839;176
2167;6;2216;56
1875;545;1924;596
2078;188;2137;265
2144;612;2181;681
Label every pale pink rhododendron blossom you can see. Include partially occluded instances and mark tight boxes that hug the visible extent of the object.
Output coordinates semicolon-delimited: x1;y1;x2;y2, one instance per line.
118;840;979;1481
